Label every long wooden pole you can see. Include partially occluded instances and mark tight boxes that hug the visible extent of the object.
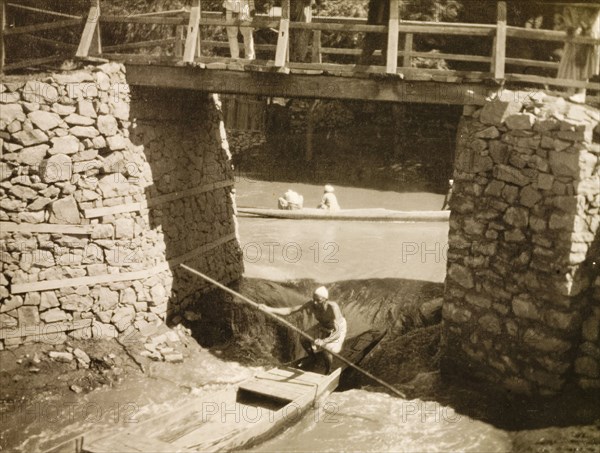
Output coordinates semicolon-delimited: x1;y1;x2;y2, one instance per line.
180;263;406;398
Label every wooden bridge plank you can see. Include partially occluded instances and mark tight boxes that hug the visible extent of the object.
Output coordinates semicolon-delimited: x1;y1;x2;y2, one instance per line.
4;18;82;36
124;63;492;105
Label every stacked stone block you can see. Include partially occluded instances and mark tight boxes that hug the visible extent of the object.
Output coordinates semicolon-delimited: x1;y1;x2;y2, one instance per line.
0;65;243;349
225;130;266;155
442;91;599;395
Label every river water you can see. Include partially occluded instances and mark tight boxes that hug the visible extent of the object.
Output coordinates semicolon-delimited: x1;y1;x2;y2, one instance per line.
236;178;449;284
17;179;513;453
236;179;512;452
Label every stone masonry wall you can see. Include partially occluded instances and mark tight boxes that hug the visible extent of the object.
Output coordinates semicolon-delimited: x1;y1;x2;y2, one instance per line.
0;64;243;349
442;90;599;396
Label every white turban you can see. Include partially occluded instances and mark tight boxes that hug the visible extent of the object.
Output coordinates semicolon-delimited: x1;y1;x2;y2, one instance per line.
313;286;329;299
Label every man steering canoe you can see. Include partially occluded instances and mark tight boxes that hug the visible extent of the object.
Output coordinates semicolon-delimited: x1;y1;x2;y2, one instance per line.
260;286;347;374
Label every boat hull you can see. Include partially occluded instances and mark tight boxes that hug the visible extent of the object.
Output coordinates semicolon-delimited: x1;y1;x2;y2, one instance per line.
237;207;449;222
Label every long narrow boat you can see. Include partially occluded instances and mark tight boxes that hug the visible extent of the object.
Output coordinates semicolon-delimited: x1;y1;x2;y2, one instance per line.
46;330;384;453
237;207;450;222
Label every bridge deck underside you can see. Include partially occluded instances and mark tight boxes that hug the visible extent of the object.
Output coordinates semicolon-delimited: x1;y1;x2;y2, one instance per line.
124;62;494;105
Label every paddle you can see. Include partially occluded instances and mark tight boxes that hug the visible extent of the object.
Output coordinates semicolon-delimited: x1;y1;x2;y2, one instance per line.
180;264;407;399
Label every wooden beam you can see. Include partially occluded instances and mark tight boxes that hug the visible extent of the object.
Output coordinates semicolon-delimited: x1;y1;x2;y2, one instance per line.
124;63;492;105
492;1;506;80
0;222;96;235
76;0;101;57
402;33;412;68
288;61;386;74
182;0;201;63
83;180;234;218
4;18;82;36
504;57;557;70
505;73;599;90
311;30;321;63
290;21;493;36
10;267;163;295
6;3;82;19
20;34;78;50
506;25;600;45
3;54;69;71
100;15;187;25
129;8;187;18
103;37;177;52
10;233;237;294
386;0;399;74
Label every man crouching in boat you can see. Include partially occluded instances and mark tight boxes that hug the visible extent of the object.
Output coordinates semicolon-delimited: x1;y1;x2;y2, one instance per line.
260;286;347;374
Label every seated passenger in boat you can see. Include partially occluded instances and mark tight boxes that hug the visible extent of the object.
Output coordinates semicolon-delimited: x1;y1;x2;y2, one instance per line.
278;189;304;210
317;184;340;211
260;286;347;374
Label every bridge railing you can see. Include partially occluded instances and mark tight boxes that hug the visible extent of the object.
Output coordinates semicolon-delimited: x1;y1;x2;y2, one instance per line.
2;1;599;93
0;2;82;72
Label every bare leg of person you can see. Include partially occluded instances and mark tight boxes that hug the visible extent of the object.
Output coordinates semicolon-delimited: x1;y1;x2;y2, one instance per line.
226;10;240;59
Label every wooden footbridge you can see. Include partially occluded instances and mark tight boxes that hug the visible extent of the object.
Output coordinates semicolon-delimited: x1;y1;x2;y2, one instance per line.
1;1;598;105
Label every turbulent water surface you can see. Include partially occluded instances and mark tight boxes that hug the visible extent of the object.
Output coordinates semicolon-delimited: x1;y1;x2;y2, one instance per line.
20;179;512;453
237;179;511;452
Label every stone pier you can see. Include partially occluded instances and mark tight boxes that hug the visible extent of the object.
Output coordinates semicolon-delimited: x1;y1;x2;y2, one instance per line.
0;64;243;348
442;91;599;396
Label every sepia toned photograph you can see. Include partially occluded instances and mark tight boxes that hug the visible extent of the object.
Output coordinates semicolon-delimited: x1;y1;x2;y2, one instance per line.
0;0;599;452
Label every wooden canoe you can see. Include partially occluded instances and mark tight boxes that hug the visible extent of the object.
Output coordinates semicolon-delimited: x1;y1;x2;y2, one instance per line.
47;368;340;453
237;207;450;222
45;330;384;453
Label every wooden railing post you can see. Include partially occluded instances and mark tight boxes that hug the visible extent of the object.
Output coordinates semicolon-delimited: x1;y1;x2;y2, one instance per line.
274;0;290;67
386;0;399;74
492;0;506;79
76;0;101;57
311;30;322;63
1;0;6;74
402;33;412;68
174;23;184;58
183;0;201;63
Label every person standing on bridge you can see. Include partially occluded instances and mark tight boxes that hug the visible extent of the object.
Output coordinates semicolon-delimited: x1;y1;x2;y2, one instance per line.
223;0;256;60
260;286;347;374
557;5;600;104
290;0;315;62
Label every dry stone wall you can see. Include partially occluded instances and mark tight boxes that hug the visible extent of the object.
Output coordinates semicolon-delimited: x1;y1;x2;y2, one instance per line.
442;91;599;396
0;64;243;349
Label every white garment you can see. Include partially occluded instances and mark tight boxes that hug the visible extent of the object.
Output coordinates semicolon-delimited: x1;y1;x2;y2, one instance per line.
225;9;255;59
323;318;347;354
319;192;340;211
